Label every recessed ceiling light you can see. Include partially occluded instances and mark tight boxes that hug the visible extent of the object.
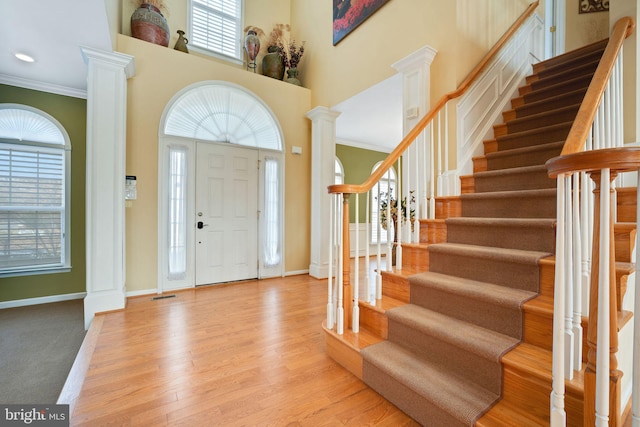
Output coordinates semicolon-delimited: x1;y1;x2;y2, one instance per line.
15;53;35;63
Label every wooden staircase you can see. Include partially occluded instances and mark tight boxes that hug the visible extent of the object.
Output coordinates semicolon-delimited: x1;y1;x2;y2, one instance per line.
324;39;637;426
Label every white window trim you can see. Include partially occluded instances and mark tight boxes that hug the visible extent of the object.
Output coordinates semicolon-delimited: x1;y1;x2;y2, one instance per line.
187;0;245;65
0;104;72;278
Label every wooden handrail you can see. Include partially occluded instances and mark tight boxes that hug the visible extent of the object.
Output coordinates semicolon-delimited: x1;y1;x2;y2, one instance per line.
328;0;540;196
560;17;635;156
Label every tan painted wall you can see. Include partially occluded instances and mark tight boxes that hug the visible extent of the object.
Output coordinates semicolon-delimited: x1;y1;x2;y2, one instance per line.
565;5;609;52
292;0;532;108
118;34;310;292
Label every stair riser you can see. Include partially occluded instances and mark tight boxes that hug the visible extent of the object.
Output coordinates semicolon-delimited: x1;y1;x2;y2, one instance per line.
380;272;410;303
522;309;553;350
359;304;388;339
502;365;584;426
387;319;503;395
496;124;571;151
474;170;556;193
419;221;446;244
461;194;556;219
410;283;524;338
446;223;555;252
362;363;468;427
428;251;541;292
486;145;563;170
401;245;430;270
616;187;637;222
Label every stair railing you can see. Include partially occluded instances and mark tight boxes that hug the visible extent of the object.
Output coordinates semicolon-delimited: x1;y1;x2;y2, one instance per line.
545;17;635;427
324;1;540;335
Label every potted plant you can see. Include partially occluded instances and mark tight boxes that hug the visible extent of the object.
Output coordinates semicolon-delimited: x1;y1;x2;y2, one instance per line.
379;190;416;264
278;39;305;86
131;0;170;47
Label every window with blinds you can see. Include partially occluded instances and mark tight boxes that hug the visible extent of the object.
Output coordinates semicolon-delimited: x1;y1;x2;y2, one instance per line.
190;0;243;60
0;144;65;271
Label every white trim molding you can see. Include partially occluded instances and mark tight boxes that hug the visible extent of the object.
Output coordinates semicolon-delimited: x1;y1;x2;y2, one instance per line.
81;47;135;330
0;292;87;310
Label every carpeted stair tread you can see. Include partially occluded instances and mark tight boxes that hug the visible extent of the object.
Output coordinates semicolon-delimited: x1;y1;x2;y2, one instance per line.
362;340;500;426
494;122;572;151
502;104;580;134
409;272;534;339
510;88;587;117
485;141;564;170
387;304;519;362
445;217;556;252
460;188;556;219
428;242;551;266
532;38;607;73
410;271;536;315
522;73;593;104
527;58;599;87
473;164;556;192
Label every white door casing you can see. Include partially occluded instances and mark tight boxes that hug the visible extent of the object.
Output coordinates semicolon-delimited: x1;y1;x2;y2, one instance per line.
195;142;258;285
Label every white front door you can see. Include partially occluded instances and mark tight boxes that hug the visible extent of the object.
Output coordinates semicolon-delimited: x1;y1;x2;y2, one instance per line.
195;142;258;285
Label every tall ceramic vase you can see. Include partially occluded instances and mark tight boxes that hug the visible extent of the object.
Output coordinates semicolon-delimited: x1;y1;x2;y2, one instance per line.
131;3;170;47
262;46;285;80
245;30;260;72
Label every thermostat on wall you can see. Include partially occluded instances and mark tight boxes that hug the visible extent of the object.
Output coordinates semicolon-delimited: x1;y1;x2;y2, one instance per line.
125;175;137;200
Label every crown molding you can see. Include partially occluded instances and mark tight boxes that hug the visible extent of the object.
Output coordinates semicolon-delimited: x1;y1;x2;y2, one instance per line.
0;73;87;99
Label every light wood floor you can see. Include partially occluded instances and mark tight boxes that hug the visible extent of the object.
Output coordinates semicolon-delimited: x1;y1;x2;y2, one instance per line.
63;273;418;426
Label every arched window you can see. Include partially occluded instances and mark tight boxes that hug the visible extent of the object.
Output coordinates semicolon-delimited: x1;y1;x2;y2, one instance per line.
370;162;396;244
0;104;71;276
335;158;344;184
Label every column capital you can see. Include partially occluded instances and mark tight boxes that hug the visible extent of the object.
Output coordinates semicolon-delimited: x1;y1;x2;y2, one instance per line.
392;45;438;73
81;46;136;79
306;106;341;122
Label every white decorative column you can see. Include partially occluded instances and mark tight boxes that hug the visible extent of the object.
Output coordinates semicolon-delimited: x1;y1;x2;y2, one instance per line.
306;107;341;279
81;47;135;329
392;45;437;229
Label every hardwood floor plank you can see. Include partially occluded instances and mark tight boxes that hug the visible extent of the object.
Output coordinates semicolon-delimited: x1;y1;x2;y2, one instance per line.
68;275;416;426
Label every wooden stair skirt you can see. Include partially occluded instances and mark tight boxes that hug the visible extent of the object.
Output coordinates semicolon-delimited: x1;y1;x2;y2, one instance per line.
324;39;635;426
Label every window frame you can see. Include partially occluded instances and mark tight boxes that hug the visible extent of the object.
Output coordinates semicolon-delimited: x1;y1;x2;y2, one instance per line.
187;0;245;65
0;105;72;278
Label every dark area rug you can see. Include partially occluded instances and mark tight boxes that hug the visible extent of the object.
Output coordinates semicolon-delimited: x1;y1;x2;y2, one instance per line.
0;299;85;404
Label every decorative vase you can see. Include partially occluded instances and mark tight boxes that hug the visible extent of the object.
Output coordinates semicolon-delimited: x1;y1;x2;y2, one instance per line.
286;68;302;86
262;46;285;80
245;30;260;72
131;3;170;47
174;30;189;53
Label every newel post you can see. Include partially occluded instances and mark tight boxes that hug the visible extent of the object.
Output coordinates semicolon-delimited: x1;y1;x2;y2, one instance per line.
584;170;622;427
342;193;352;330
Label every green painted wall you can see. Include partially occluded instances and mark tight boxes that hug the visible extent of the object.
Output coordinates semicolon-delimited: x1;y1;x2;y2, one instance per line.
336;144;394;224
0;85;86;302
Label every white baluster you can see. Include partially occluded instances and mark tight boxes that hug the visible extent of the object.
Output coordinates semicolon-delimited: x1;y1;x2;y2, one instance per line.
337;195;344;335
415;137;421;243
365;191;370;298
353;194;360;333
595;168;611;427
376;184;382;300
444;103;449;195
437;111;443;196
564;175;575;379
327;194;335;329
429;122;436;219
386;173;393;272
572;173;583;369
551;174;567;426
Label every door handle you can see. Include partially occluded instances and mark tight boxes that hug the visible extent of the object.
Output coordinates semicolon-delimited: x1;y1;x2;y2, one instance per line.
197;221;208;229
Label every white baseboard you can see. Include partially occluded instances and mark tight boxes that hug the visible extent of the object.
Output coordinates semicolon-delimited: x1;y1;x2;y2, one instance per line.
0;292;86;310
285;269;310;277
126;288;159;298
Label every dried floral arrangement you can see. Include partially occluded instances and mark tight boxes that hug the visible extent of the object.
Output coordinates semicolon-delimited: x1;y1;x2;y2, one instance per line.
278;39;305;69
267;24;291;48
